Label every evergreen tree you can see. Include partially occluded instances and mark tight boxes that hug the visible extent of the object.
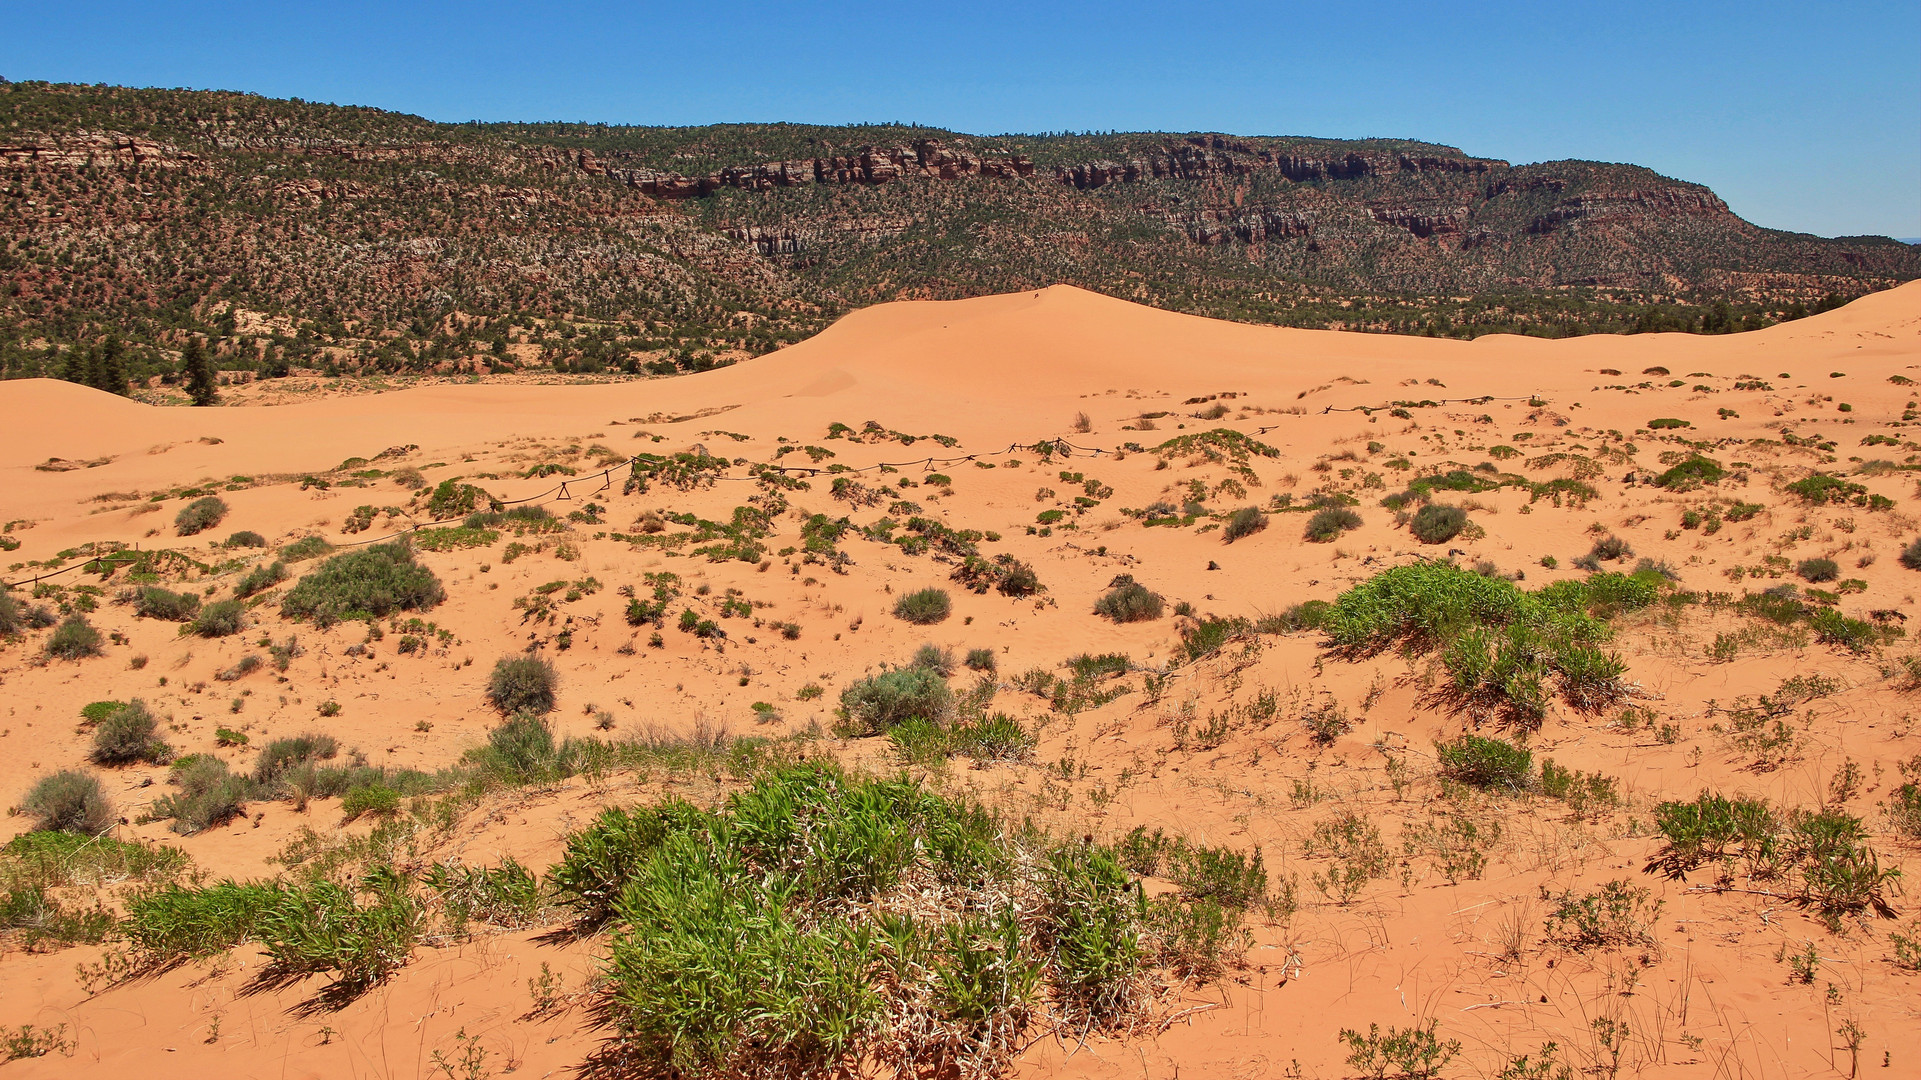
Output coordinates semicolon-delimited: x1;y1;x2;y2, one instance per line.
182;336;218;407
59;344;88;385
98;335;127;395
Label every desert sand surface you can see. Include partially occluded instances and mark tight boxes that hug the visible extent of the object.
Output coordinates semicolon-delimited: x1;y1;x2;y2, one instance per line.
2;282;1919;1078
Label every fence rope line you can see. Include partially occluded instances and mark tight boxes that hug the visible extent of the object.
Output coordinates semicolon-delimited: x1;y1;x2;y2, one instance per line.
5;393;1529;589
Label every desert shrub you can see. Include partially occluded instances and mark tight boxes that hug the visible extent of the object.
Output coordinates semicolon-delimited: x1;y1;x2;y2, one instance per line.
1585;535;1633;563
839;666;952;735
256;874;424;989
1647;791;1779;877
994;557;1043;597
189;599;244;638
1646;417;1689;429
340;783;402;819
1304;506;1361;543
133;586;200;621
1884;783;1921;841
1094;577;1163;622
911;643;957;676
1784;472;1865;504
0;590;20;635
965;648;997;672
892;587;952;624
252;733;340;786
90;701;170;766
1543;880;1661;953
1179;617;1251;663
1809;609;1881;653
21;771;113;835
147;756;255;834
1901;538;1921;571
426;858;544;929
234;560;288;598
487;655;558;714
1435;734;1533;792
548;803;694;928
426;480;499;518
477;713;561;782
1653;455;1726;490
281;541;444;627
949;713;1034;760
122;880;288;965
1339;1020;1460;1080
1221;507;1267;542
173;496;228;536
224;530;267;548
1408;504;1468;544
280;535;331;562
1795;558;1839;583
44;616;104;660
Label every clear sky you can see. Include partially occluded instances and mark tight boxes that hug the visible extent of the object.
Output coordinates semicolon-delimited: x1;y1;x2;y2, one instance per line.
6;0;1917;238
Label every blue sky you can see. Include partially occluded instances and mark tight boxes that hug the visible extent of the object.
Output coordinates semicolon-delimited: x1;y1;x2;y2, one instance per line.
6;1;1917;237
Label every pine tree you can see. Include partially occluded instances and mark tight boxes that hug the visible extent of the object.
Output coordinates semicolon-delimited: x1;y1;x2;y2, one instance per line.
59;344;88;385
98;335;127;395
182;337;218;407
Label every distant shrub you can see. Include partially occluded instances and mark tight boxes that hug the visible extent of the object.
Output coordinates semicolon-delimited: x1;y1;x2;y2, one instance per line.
426;479;499;519
0;590;20;635
839;666;952;735
190;599;244;638
1653;455;1725;491
174;496;228;537
1646;417;1689;430
892;587;952;625
478;713;561;782
80;700;128;724
1095;576;1163;622
1408;504;1468;544
134;585;200;621
965;647;997;672
1784;473;1865;504
280;536;331;562
252;733;340;787
995;558;1043;597
1221;507;1267;543
1796;558;1839;583
911;643;956;676
280;541;443;627
1304;506;1361;543
148;755;255;834
91;700;171;766
488;655;558;715
341;784;402;819
45;616;104;660
225;530;267;548
1899;537;1921;570
234;561;288;598
23;770;113;835
1435;734;1533;792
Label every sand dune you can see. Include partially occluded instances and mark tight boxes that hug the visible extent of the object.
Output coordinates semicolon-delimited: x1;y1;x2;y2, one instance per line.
1;282;1918;1078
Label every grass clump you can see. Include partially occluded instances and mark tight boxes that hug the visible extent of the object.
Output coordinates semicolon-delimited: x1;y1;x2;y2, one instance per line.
147;756;256;834
839;666;952;735
487;656;559;715
281;541;444;627
224;530;267;548
1434;734;1533;793
280;535;331;562
1795;558;1839;583
252;733;340;787
189;598;244;638
133;586;200;621
21;771;113;835
173;496;228;537
1221;506;1267;543
892;587;952;624
965;647;997;672
0;591;21;636
234;560;288;598
44;616;104;660
90;700;170;766
1304;506;1361;543
1543;880;1661;954
1408;503;1468;544
1094;576;1163;623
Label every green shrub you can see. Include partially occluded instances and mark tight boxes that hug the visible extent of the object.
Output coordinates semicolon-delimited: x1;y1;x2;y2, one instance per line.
21;771;113;835
280;535;332;562
224;530;267;548
1884;783;1921;841
426;858;544;929
123;881;288;965
1646;417;1690;429
1435;734;1533;792
1304;506;1361;542
90;700;170;766
1784;473;1866;504
964;648;997;672
911;643;956;676
1543;880;1661;953
1810;608;1882;653
280;541;444;627
1094;578;1163;622
426;480;499;519
1796;557;1839;583
1340;1020;1460;1080
949;713;1034;760
252;733;341;786
1221;507;1267;542
548;803;692;927
0;590;20;635
478;713;561;781
487;655;558;714
1654;455;1726;490
45;616;104;660
147;756;255;834
234;561;288;598
79;700;127;724
1408;504;1467;544
256;874;424;989
340;783;402;819
892;587;952;624
134;586;200;621
190;599;244;638
174;496;228;537
1901;537;1921;571
839;666;952;734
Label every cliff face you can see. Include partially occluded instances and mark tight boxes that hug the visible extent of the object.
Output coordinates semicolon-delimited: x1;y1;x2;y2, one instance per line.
1;79;1916;372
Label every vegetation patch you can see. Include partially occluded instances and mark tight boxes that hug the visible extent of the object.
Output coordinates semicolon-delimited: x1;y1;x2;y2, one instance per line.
281;541;444;627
